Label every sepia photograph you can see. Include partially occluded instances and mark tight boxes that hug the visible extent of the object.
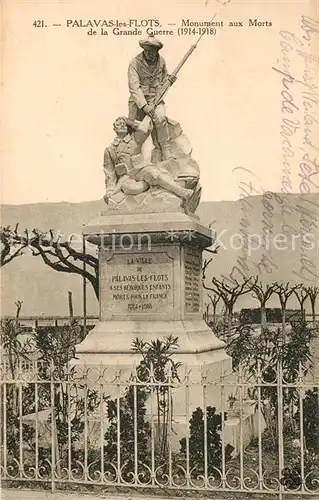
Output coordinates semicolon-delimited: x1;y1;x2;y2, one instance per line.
1;1;318;499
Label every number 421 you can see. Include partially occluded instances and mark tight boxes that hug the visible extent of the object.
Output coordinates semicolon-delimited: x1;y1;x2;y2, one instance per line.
33;20;45;27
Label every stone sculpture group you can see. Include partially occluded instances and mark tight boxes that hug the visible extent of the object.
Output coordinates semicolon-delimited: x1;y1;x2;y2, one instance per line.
103;35;202;214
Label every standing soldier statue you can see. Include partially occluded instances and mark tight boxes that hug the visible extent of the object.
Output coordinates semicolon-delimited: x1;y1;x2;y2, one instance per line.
102;31;210;211
128;35;177;160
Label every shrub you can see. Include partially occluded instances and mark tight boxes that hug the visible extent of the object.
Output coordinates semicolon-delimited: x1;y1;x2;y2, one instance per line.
180;406;233;475
104;385;151;481
294;388;319;455
103;335;181;480
281;450;319;490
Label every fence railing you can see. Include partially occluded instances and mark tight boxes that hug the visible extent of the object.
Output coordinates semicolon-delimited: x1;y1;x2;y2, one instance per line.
0;358;318;498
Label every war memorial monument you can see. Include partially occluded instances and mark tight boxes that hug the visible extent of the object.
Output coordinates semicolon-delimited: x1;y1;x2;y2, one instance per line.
74;35;231;381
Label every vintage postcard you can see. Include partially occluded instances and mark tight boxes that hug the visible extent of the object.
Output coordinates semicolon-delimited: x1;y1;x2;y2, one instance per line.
1;0;318;499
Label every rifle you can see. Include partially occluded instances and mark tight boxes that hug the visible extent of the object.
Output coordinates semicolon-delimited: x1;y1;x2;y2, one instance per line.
153;13;217;107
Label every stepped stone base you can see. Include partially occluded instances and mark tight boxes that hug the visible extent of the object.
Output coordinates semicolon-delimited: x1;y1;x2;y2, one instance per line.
71;211;232;434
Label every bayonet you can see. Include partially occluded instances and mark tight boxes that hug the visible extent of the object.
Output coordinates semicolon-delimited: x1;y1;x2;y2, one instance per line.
154;13;217;106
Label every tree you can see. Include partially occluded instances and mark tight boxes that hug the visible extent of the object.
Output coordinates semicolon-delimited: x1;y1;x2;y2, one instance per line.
132;335;181;459
0;302;35;458
1;306;101;469
202;264;257;330
251;280;279;332
33;321;100;464
204;292;221;326
275;283;300;331
0;302;31;379
305;286;319;325
0;225;27;267
226;318;315;447
8;227;100;299
293;286;309;317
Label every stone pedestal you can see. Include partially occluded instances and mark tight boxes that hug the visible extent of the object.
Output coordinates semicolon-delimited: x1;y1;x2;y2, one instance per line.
73;210;232;429
74;211;230;368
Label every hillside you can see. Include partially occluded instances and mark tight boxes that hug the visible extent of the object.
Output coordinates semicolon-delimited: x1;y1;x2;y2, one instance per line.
1;193;318;316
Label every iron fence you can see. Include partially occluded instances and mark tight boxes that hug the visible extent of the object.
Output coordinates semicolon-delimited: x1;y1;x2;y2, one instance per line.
0;359;318;498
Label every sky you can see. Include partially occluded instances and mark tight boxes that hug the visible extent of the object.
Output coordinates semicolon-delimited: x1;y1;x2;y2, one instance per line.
1;0;318;205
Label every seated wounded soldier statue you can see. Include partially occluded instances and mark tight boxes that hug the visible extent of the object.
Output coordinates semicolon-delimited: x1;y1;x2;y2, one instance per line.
103;116;193;203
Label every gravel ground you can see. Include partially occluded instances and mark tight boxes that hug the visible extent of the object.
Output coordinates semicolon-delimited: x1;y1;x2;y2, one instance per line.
1;487;313;500
1;489;160;500
1;489;226;500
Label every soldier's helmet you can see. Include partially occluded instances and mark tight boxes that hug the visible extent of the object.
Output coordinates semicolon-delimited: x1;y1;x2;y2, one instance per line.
139;34;163;50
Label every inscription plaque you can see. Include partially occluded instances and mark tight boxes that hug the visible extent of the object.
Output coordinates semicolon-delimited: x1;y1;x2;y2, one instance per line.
100;252;174;317
184;248;201;313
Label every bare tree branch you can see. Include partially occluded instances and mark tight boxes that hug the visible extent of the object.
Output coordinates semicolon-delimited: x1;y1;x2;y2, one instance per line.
275;282;301;330
252;279;280;306
305;286;319;324
28;229;99;298
208;292;221;308
2;226;100;299
202;263;258;328
276;282;301;309
205;292;221;325
0;225;28;267
251;279;280;331
294;286;310;311
202;258;213;283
